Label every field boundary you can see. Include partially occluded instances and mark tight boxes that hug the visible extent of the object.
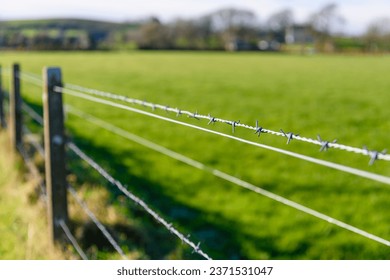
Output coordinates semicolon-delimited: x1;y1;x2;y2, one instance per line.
0;63;389;259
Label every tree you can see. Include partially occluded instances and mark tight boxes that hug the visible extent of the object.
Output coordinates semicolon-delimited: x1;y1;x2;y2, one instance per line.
169;19;201;49
364;17;390;52
194;15;222;49
136;17;172;49
208;7;258;50
308;3;345;51
266;8;294;44
267;8;294;32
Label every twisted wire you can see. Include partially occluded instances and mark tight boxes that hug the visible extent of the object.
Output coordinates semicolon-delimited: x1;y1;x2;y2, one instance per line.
67;184;128;259
58;220;89;260
22;102;44;126
18;143;47;202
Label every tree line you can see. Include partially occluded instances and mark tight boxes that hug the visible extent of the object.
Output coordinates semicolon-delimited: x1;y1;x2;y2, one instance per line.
0;3;389;52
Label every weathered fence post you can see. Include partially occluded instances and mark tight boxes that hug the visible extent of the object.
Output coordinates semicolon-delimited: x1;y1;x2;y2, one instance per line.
43;67;68;244
0;65;6;129
9;63;22;150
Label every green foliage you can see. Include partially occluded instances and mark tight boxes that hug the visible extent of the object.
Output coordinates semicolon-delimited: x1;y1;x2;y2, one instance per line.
334;37;365;52
1;51;389;259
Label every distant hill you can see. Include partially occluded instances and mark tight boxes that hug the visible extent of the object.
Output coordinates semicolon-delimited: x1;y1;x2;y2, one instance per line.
0;18;140;50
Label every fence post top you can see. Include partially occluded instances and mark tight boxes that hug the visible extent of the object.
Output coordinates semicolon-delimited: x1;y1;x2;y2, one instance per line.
43;67;62;91
43;66;61;71
43;67;62;78
11;64;20;73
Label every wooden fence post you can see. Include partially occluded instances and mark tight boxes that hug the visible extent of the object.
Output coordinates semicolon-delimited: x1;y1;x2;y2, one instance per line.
9;63;22;150
43;67;68;244
0;65;6;129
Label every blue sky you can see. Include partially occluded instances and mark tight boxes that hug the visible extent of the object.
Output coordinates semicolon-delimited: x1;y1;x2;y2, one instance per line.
1;0;389;34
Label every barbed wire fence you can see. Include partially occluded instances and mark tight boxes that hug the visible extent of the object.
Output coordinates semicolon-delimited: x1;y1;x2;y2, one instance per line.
20;105;130;260
0;65;389;260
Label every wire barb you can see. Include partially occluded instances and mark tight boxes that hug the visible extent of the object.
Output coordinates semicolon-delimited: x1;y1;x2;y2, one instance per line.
254;120;264;137
207;114;217;125
67;185;128;259
230;120;240;133
363;146;388;165
280;129;298;145
189;111;199;120
318;135;337;152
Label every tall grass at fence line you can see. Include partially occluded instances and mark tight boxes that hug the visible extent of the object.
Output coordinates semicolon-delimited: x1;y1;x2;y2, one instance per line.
0;132;68;259
1;51;389;259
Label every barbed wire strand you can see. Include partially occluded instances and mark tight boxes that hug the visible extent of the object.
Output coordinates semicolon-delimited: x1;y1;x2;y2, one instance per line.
66;105;390;247
67;141;212;260
22;102;44;126
17;71;390;163
21;103;45;158
23;126;45;158
20;103;47;199
61;89;390;186
58;220;89;260
60;82;390;163
67;184;128;259
18;143;47;203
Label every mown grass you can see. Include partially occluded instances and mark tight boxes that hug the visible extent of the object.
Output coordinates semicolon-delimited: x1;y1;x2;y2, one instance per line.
0;51;389;259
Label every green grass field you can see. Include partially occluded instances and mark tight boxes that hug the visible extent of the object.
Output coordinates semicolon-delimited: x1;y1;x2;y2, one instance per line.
1;51;389;259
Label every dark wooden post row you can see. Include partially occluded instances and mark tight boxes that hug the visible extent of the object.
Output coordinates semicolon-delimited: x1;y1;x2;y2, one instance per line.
43;67;68;244
10;63;22;150
0;65;6;129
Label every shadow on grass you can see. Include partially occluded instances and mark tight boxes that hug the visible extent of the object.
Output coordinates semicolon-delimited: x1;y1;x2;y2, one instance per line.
22;99;306;260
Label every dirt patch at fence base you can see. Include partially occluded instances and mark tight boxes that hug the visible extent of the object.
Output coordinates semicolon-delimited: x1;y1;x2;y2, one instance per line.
0;131;67;259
